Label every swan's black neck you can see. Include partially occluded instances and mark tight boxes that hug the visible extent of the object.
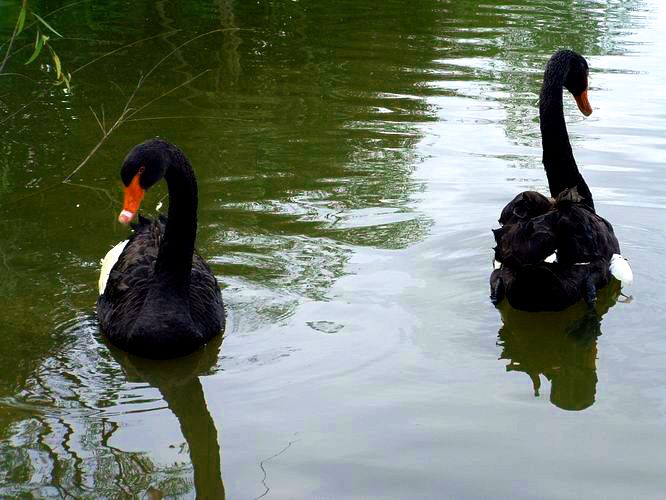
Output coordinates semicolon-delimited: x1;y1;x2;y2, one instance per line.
155;145;198;292
540;63;595;210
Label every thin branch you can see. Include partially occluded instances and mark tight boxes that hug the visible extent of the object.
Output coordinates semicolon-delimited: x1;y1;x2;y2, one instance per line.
0;246;9;270
0;0;27;74
110;80;125;97
90;106;105;135
71;30;180;75
60;180;117;205
63;67;210;183
0;94;41;125
253;439;299;500
125;69;210;120
125;115;253;123
61;106;131;183
0;72;38;83
137;28;234;84
0;183;59;209
2;40;33;60
34;0;90;21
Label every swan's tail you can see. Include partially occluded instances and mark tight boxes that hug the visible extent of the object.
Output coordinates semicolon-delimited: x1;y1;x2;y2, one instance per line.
610;254;633;286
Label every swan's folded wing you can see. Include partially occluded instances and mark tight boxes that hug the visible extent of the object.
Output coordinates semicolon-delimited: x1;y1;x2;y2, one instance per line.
189;252;225;336
493;212;558;267
499;191;553;225
555;205;620;264
97;217;162;333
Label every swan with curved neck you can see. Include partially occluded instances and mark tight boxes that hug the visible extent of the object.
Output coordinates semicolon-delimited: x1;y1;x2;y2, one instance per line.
540;49;594;208
97;139;225;359
490;50;632;312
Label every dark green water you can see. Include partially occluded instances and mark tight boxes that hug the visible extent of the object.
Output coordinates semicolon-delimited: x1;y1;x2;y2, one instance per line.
1;0;665;498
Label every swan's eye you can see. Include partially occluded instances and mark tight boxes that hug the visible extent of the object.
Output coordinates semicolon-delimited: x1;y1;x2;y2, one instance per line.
138;166;145;174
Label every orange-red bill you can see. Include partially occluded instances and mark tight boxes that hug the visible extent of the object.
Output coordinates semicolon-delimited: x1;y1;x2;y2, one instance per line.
118;172;145;224
574;89;592;116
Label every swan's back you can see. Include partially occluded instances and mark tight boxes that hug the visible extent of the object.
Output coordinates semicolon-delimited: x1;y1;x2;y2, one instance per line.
491;190;621;311
97;216;225;358
554;202;619;264
493;193;619;268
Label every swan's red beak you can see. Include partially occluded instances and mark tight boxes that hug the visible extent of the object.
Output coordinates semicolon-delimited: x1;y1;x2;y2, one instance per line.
574;89;592;117
119;172;145;224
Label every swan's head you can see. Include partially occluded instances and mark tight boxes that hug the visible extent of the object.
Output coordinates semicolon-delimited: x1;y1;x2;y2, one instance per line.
564;53;592;117
118;139;169;224
562;50;592;116
546;49;593;117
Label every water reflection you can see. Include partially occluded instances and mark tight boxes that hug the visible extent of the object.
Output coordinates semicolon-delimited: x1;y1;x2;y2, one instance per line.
430;0;643;169
108;338;225;498
0;321;225;498
497;281;621;411
0;0;657;496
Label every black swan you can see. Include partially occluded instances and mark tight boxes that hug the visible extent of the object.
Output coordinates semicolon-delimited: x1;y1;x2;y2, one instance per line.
490;50;632;312
97;139;225;359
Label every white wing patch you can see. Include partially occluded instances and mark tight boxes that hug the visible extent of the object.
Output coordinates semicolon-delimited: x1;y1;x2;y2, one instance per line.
98;240;129;295
610;254;633;286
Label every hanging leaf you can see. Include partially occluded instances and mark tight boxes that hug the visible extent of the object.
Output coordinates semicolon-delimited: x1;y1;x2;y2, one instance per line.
25;30;44;65
48;46;62;78
32;12;63;38
17;5;27;35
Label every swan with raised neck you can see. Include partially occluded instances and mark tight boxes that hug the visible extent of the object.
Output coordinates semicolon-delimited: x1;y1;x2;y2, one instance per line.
539;49;594;210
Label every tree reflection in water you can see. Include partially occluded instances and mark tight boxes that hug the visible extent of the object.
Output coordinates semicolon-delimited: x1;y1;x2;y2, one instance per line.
0;328;225;498
497;281;622;411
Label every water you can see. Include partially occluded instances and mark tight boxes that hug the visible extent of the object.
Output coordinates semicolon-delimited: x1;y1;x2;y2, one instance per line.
1;0;665;498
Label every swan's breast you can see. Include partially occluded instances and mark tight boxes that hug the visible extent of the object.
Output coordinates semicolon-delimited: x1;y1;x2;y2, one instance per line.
98;240;129;294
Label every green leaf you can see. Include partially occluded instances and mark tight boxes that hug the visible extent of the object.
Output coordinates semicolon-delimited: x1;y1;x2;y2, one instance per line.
32;12;63;38
51;49;62;79
17;6;26;35
25;30;44;65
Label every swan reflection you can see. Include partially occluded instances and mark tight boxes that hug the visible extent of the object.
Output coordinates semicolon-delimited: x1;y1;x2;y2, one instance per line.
108;335;225;498
497;281;621;411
